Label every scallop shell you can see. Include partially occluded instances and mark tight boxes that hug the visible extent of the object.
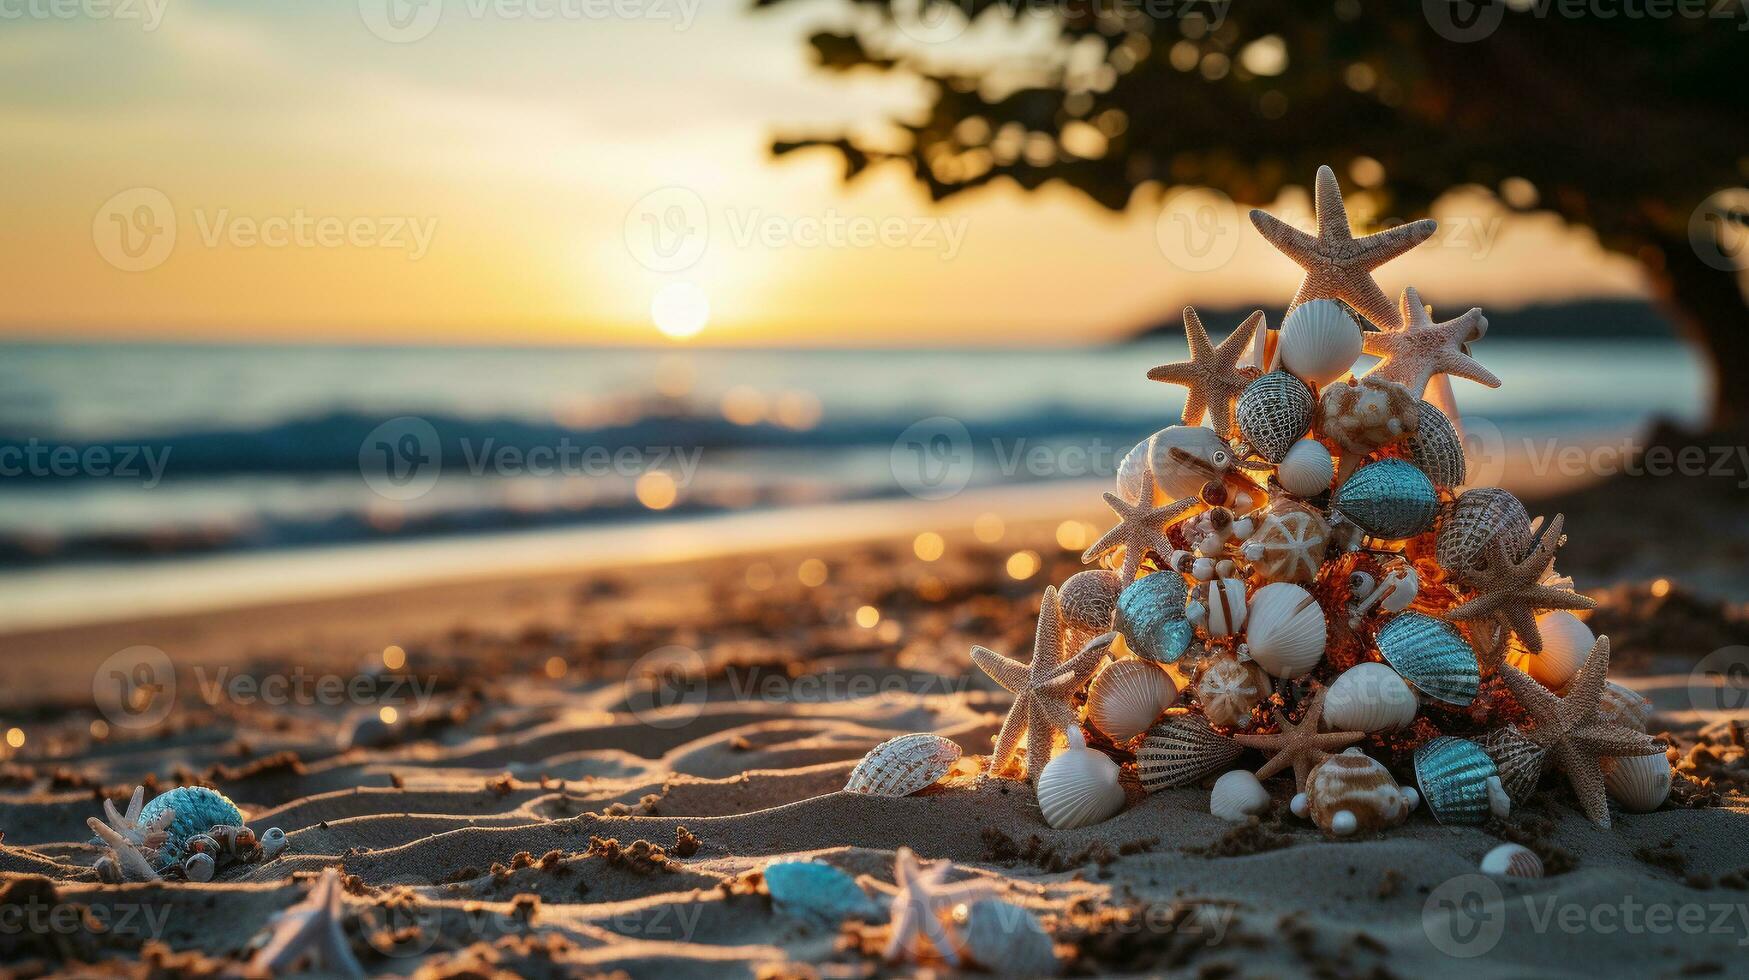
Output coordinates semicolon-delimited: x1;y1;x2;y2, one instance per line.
1114;572;1194;664
1331;459;1438;540
1414;736;1507;825
1146;425;1235;501
1115;440;1153;504
1086;659;1178;744
1242;499;1330;583
1035;726;1125;829
1293;748;1417;836
1436;488;1533;586
1198;578;1249;638
1243;582;1327;679
1376;612;1480;707
1277;439;1335;498
1505;611;1593;692
1278;298;1363;387
1059;569;1122;644
1478;727;1547;806
1192;654;1268;728
1323;662;1419;732
1210;769;1271;822
1237;371;1315;463
845;733;962;797
1138;713;1243;791
1405;400;1467;488
764;861;883;924
1598;681;1655;732
954;899;1056;976
1602;752;1671;812
1479;843;1544;879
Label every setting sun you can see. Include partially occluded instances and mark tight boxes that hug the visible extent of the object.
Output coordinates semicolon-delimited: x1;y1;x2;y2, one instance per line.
652;282;710;340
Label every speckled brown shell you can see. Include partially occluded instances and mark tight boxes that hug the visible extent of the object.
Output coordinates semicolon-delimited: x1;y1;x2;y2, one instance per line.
1303;749;1414;835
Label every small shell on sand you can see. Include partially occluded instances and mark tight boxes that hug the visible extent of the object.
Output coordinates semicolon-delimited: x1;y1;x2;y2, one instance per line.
764;861;883;924
1036;726;1125;829
845;733;961;797
1292;748;1418;837
1210;770;1271;822
1602;752;1672;813
1480;843;1545;879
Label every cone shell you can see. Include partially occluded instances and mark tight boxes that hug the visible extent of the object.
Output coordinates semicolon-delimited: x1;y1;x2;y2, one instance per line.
1506;611;1593;691
1147;425;1235;500
1437;488;1533;586
1299;748;1417;836
1237;371;1314;464
1279;299;1363;387
1243;582;1327;679
1332;459;1438;540
1114;572;1194;664
1036;727;1125;829
764;861;882;924
1480;843;1544;879
1210;769;1271;822
954;899;1056;976
1244;499;1330;584
1323;662;1419;732
1598;681;1655;732
1602;752;1671;812
1192;654;1268;728
1086;659;1178;744
1406;400;1467;488
844;733;962;797
1414;737;1505;825
1478;727;1547;806
1376;612;1480;706
1059;569;1122;642
1277;439;1335;498
1138;713;1243;791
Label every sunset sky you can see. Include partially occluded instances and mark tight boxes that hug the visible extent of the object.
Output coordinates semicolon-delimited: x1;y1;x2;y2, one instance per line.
2;1;1647;346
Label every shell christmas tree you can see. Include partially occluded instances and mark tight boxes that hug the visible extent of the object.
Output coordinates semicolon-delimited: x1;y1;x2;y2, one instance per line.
958;165;1671;836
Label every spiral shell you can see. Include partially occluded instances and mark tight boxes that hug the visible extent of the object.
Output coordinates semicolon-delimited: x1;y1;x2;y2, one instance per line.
1506;611;1593;692
1479;727;1547;806
1243;499;1330;584
1138;713;1243;791
1192;654;1268;728
1036;726;1125;829
1437;488;1533;586
1237;371;1315;464
1243;582;1327;679
1332;458;1438;540
1480;843;1544;879
1376;612;1480;707
1414;736;1508;825
1602;752;1672;812
954;899;1056;976
765;861;882;924
1277;439;1335;498
1323;662;1419;732
1406;400;1467;488
1291;748;1418;837
845;733;962;797
1086;659;1178;744
1059;569;1122;644
1210;770;1271;822
1598;681;1655;733
1278;299;1363;387
1316;376;1419;456
1147;425;1235;501
1114;572;1194;664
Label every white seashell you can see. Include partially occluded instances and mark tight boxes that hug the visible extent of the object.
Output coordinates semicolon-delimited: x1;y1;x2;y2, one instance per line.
1147;426;1234;500
1277;439;1335;498
1324;662;1419;732
1242;583;1327;679
1086;659;1178;744
1278;299;1363;387
1598;681;1655;732
1479;843;1545;878
1035;726;1125;829
1506;611;1592;691
1210;770;1271;822
844;733;962;797
953;899;1057;976
1115;440;1153;504
1602;753;1671;813
1203;579;1248;637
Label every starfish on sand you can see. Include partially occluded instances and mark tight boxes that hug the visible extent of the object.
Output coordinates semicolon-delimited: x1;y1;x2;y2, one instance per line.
884;847;995;966
251;868;366;980
1083;467;1199;581
1249;165;1436;330
971;587;1108;782
1147;307;1264;437
1363;286;1499;397
1444;513;1595;653
1499;637;1666;828
1233;686;1365;791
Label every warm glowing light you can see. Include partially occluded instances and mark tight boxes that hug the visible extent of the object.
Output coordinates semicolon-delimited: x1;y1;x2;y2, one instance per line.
89;719;109;740
651;281;709;339
378;706;398;725
545;656;568;679
4;727;22;749
913;532;945;562
917;575;949;602
1006;550;1041;580
798;558;828;587
772;390;822;430
721;386;767;426
855;605;881;628
745;562;776;591
382;645;406;670
635;471;678;510
1651;578;1671;598
973;513;1005;543
1055;520;1091;551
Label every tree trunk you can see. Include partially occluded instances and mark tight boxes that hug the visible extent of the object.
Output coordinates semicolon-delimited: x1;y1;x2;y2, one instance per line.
1647;229;1749;431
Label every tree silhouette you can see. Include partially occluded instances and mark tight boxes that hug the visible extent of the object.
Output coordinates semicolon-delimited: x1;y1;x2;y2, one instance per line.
754;0;1749;426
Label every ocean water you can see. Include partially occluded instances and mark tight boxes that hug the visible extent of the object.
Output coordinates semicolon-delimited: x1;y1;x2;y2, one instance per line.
0;340;1708;570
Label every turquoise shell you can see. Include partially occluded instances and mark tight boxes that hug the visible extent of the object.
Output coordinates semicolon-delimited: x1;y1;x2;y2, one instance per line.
1114;573;1193;663
138;786;246;866
764;861;883;925
1376;613;1479;706
1333;459;1438;539
1414;737;1500;825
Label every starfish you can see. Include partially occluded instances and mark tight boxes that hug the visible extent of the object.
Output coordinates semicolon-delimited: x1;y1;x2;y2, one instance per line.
251;868;366;979
1444;513;1595;653
1499;637;1666;828
1363;286;1500;396
1147;307;1265;437
1232;686;1365;791
1249;165;1437;330
883;847;996;966
1083;467;1199;581
971;586;1108;782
